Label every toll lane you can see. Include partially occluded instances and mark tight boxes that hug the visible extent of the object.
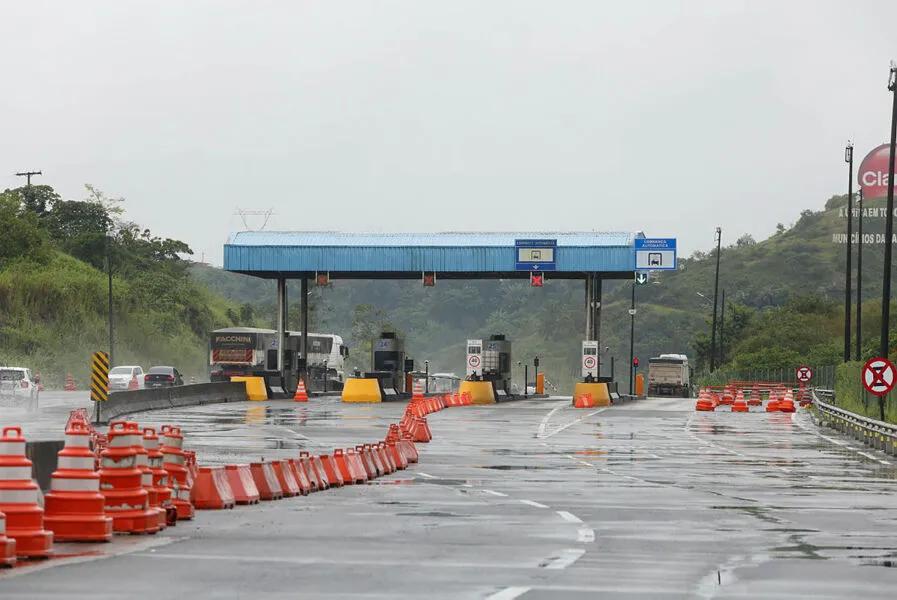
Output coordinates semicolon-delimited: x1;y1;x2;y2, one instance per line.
2;397;897;598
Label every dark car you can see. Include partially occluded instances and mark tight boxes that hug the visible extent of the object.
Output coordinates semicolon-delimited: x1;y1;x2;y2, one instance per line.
144;366;185;388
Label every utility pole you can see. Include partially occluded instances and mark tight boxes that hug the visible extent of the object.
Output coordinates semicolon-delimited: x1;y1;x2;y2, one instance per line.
719;290;726;366
857;187;864;361
15;170;41;186
628;282;636;394
107;230;114;367
15;171;42;212
881;63;897;362
844;142;854;363
710;227;722;372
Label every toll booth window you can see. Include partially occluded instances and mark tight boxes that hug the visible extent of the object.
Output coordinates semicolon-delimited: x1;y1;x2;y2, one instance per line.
584;347;598;355
468;346;481;354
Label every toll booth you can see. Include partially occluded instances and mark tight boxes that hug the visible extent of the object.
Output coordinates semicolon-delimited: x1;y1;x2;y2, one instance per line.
367;332;407;397
581;340;599;382
466;334;512;397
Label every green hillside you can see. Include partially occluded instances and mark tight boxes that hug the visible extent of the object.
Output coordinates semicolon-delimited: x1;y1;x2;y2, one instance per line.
0;184;244;388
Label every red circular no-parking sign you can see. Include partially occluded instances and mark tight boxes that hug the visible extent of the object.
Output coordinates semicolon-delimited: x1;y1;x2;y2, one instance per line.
583;356;597;370
795;366;813;383
862;357;897;396
468;355;481;369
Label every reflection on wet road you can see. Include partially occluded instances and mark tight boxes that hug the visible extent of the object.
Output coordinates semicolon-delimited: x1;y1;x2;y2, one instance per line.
2;396;897;598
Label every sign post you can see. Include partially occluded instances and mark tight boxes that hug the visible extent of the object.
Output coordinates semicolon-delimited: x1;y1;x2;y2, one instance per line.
795;366;814;384
862;357;897;396
91;351;110;425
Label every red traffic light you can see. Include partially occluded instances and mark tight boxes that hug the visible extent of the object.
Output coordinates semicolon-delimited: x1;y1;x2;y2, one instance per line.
531;272;543;287
633;358;639;367
315;273;329;286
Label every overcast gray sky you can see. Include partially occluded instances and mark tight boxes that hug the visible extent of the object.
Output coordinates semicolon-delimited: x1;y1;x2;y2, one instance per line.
1;1;896;266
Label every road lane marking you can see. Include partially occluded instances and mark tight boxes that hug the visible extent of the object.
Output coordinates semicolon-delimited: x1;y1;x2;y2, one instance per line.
537;405;566;438
576;527;595;543
0;536;180;581
556;510;582;523
486;587;531;600
483;489;508;497
537;408;607;439
540;548;586;570
416;472;437;479
519;499;549;508
858;451;878;461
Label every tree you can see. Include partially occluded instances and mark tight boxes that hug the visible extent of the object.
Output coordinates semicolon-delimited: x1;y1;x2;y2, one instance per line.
43;200;111;242
3;185;61;217
775;223;786;235
735;234;756;247
0;191;51;265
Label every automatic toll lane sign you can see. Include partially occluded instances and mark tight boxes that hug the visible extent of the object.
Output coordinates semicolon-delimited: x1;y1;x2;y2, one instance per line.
795;366;813;383
862;357;897;396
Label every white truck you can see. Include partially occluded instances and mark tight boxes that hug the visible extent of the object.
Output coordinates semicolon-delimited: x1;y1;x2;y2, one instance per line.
647;354;692;398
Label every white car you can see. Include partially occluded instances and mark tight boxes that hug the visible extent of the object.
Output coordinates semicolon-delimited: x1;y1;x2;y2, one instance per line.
108;365;145;391
0;367;39;411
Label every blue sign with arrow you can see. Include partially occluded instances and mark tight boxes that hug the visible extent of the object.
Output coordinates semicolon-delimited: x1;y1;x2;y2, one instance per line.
515;239;557;271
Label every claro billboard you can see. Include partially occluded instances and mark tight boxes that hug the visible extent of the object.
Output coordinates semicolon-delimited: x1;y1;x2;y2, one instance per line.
858;144;896;199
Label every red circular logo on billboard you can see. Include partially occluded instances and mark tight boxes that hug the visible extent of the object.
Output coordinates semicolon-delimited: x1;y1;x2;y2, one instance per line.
858;144;895;199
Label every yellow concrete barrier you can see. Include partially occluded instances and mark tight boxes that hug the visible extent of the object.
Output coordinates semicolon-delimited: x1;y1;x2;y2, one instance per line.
572;383;610;406
635;374;644;396
342;378;382;403
536;374;545;395
230;376;268;401
458;380;495;404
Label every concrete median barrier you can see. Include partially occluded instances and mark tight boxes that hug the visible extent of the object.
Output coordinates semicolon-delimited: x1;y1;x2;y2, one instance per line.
99;382;248;424
229;377;267;401
26;440;65;492
341;378;382;403
458;381;495;404
573;382;610;406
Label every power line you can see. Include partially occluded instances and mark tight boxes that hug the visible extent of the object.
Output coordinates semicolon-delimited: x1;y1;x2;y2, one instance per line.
15;170;42;185
234;207;275;231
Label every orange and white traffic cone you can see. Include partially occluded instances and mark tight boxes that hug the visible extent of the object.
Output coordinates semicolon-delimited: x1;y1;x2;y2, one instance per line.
143;428;175;527
64;373;76;391
99;421;157;534
293;379;309;402
0;510;15;566
128;375;139;391
43;422;113;542
160;425;195;520
411;380;424;403
0;427;53;558
132;425;164;531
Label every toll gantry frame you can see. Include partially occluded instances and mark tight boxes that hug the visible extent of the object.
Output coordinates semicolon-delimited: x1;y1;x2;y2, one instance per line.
223;231;640;396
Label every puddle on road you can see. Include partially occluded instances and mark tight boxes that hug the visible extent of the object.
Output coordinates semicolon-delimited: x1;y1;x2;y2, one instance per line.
475;465;551;471
396;511;463;518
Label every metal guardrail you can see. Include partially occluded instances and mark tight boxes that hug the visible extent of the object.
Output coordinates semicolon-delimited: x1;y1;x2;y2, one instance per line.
812;389;897;456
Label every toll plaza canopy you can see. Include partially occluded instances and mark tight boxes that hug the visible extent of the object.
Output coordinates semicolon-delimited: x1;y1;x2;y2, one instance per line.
223;231;638;280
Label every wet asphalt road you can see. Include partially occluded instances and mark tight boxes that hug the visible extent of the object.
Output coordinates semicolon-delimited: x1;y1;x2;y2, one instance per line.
2;396;897;598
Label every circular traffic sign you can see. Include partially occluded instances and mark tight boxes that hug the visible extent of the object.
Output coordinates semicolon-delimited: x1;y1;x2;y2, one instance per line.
795;366;813;383
862;357;897;396
583;356;597;370
468;355;481;369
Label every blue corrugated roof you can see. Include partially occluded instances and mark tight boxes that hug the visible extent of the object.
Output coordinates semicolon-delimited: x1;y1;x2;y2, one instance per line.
224;231;637;275
226;231;633;247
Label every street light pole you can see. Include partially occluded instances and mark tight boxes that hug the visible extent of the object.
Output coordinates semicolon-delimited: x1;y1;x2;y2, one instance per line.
857;187;864;361
719;290;726;366
845;141;854;363
629;282;636;394
710;227;722;372
425;360;429;394
881;63;897;361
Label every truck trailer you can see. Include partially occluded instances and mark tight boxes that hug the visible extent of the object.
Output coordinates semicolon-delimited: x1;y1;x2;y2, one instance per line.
647;354;692;398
